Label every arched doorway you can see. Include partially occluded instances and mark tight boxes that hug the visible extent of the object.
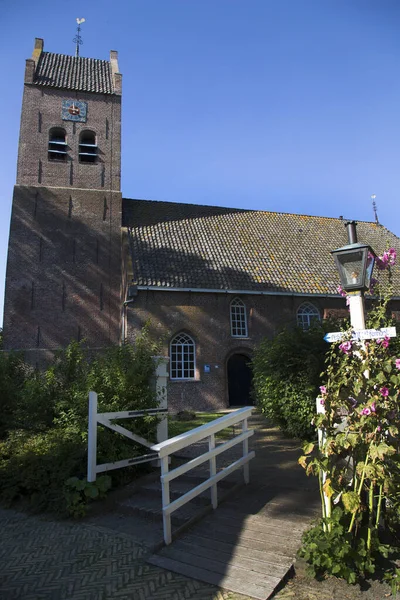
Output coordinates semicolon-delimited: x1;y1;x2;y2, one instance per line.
227;353;253;406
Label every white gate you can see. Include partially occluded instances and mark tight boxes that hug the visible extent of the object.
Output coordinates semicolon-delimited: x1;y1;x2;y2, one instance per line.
87;357;168;482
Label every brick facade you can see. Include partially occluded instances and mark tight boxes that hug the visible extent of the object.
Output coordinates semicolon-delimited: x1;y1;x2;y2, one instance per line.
125;290;351;411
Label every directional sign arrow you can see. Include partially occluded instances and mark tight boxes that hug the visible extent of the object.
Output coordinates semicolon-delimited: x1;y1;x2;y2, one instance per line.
324;326;397;343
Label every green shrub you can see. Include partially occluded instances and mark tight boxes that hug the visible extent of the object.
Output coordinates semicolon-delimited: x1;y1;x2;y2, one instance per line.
0;351;32;438
0;327;161;515
64;475;112;518
252;321;340;440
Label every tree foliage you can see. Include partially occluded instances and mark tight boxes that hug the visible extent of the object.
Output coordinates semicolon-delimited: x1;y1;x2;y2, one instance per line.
252;320;339;439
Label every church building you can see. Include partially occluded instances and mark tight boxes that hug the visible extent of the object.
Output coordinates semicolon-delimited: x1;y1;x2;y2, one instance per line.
3;39;400;411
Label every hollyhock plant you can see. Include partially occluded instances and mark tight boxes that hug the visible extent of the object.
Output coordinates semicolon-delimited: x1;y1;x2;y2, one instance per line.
298;247;400;585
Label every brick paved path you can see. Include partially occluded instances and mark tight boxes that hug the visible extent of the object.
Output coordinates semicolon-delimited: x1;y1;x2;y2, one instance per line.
0;508;252;600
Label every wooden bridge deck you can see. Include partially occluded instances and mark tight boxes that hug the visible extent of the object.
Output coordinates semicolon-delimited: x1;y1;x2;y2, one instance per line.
148;414;319;599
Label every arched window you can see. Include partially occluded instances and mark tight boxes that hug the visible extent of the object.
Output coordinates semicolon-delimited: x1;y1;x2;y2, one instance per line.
79;130;98;163
170;332;196;380
230;297;248;337
48;128;67;161
297;302;321;330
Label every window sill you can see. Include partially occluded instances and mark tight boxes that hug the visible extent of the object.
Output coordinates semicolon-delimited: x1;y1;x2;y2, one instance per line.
169;379;201;383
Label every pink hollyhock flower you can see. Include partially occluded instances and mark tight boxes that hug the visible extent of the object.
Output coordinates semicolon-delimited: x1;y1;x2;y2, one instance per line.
320;398;325;406
362;407;371;416
395;358;400;370
386;248;397;266
380;387;389;397
377;336;390;348
376;257;386;271
371;402;376;413
337;285;347;298
339;341;352;354
319;386;327;395
377;425;382;432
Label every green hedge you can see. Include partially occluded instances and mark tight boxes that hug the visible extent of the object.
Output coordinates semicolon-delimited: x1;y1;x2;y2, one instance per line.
0;329;161;515
252;321;338;440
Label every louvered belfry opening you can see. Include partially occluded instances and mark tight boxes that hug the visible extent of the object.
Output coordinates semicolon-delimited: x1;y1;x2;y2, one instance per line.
79;130;97;163
48;127;67;161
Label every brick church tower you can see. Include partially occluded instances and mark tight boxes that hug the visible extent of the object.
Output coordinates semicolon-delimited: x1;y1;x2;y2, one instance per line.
3;38;122;362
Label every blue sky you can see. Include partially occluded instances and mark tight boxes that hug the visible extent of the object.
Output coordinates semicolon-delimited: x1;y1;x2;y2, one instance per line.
1;0;399;325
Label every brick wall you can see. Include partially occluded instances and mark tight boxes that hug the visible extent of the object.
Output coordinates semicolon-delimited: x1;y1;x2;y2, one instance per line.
17;86;121;192
3;186;122;356
125;290;353;412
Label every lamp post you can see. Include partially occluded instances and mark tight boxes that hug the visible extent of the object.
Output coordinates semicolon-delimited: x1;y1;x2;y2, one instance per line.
331;221;376;331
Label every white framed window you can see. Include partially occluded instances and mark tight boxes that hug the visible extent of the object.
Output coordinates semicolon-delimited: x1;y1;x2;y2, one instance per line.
297;302;321;330
230;298;248;338
170;332;196;380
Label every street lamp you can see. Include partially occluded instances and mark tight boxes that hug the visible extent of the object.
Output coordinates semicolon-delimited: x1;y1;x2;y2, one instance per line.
331;221;376;330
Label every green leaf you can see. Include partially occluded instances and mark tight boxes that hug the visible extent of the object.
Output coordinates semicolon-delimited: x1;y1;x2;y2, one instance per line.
342;491;361;514
84;485;99;499
303;442;315;455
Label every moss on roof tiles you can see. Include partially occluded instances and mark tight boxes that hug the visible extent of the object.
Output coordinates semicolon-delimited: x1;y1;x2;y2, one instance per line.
122;198;400;295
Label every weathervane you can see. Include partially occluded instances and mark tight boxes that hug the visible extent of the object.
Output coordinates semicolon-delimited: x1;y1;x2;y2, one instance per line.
73;18;85;57
371;194;379;224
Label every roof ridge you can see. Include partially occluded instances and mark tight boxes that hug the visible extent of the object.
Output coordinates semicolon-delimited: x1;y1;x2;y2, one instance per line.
122;197;380;226
41;50;110;64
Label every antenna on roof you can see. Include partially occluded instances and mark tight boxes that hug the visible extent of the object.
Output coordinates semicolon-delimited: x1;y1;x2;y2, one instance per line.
73;18;85;57
371;194;379;224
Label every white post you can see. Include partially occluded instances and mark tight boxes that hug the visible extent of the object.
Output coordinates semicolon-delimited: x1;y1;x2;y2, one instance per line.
348;292;366;330
209;434;218;509
242;418;250;484
153;357;169;444
87;391;98;483
317;397;331;520
160;456;172;545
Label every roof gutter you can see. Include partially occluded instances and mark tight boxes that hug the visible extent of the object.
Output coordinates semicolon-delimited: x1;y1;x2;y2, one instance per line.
133;286;400;301
135;286;341;298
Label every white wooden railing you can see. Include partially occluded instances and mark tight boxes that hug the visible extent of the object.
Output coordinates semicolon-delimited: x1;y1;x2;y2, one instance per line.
87;391;168;482
151;406;255;545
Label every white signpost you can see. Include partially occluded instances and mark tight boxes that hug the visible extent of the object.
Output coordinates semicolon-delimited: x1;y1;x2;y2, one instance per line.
324;326;397;343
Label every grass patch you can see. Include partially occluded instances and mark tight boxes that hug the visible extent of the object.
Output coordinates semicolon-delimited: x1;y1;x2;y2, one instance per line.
168;412;239;440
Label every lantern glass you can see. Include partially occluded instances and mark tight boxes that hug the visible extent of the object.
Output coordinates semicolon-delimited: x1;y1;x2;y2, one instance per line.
365;252;375;289
331;244;375;292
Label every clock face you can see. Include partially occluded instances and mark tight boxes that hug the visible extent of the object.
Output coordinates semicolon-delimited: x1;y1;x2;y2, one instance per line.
61;99;88;122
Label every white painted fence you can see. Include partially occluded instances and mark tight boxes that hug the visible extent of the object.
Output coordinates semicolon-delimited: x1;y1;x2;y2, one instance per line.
151;406;255;545
87;357;169;482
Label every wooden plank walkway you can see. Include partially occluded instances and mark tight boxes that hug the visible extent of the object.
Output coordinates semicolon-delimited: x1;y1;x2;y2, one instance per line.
148;413;320;600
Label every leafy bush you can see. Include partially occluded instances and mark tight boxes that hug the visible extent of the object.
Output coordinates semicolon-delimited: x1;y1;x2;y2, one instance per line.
0;328;161;515
252;321;339;439
299;508;390;583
